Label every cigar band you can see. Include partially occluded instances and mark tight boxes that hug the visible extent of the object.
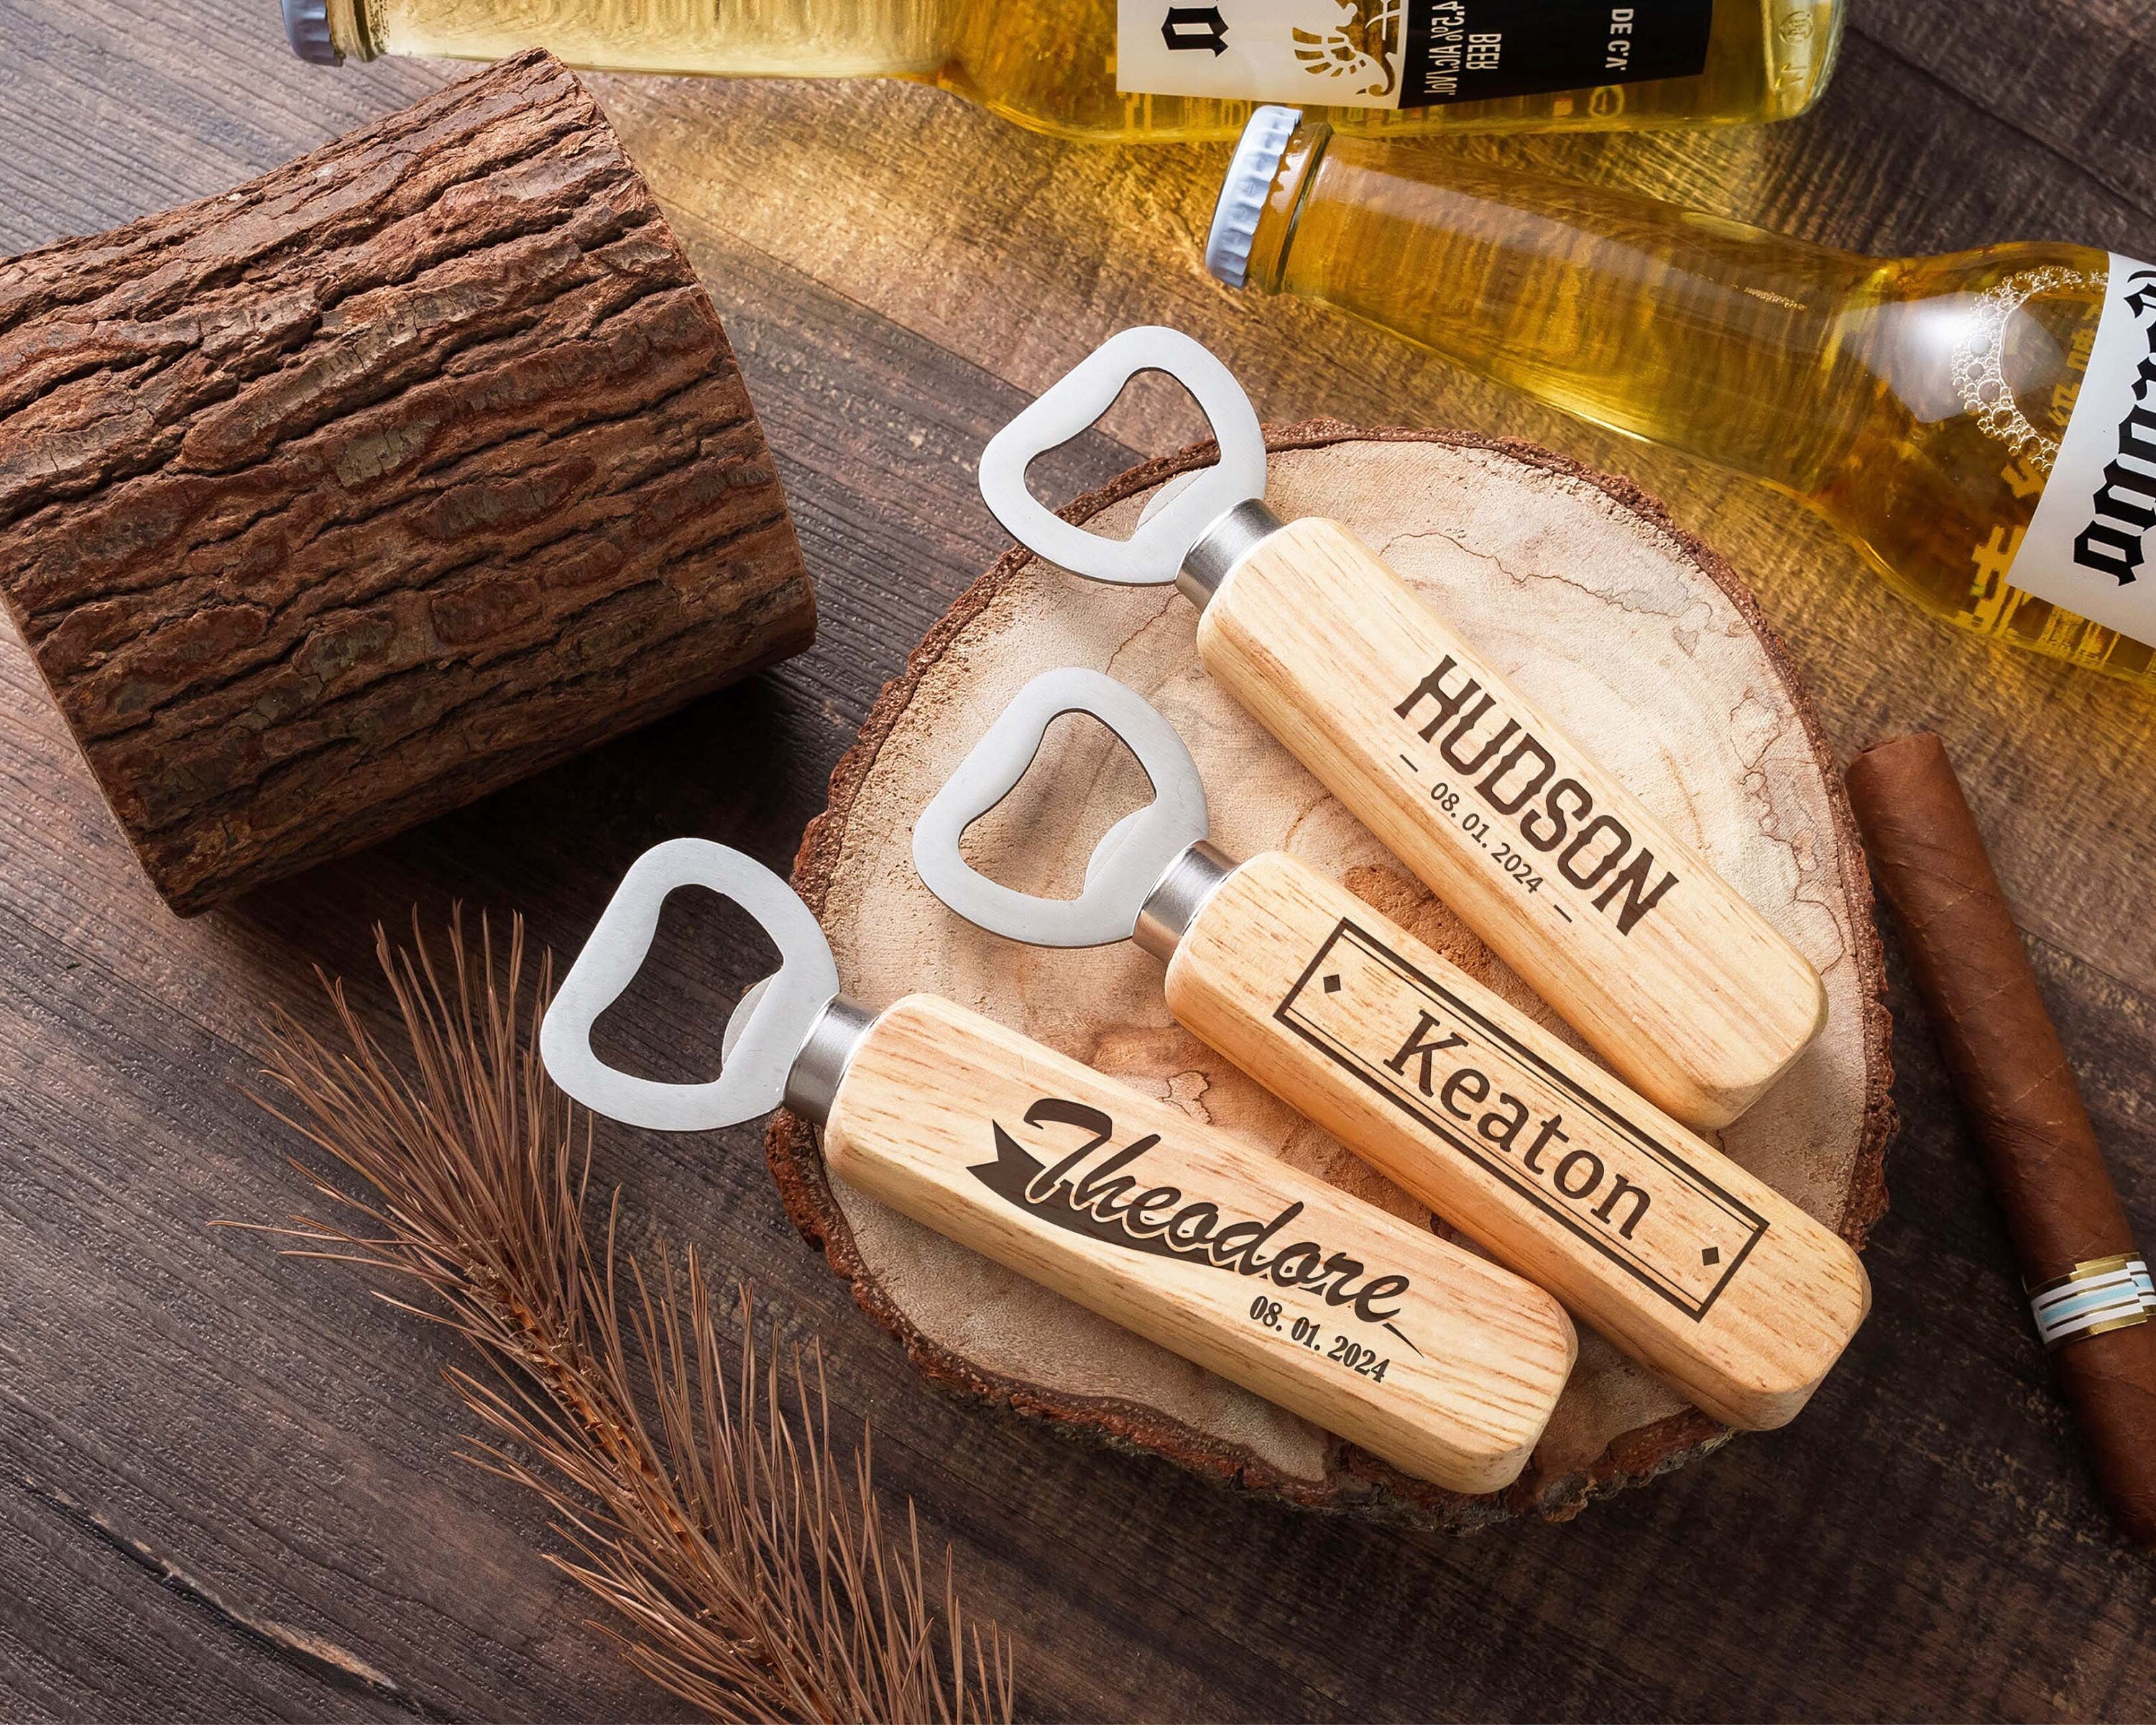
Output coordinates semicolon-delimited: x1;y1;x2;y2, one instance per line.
2026;1254;2156;1348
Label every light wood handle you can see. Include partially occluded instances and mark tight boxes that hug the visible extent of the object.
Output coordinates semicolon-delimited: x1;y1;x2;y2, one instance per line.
1165;853;1869;1430
823;995;1577;1491
1197;517;1825;1128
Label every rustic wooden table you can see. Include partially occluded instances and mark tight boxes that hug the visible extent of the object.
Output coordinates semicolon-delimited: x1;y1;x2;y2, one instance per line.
3;2;2153;1719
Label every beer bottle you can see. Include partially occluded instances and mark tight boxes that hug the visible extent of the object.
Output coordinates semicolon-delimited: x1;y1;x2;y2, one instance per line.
1208;106;2156;684
278;0;1843;144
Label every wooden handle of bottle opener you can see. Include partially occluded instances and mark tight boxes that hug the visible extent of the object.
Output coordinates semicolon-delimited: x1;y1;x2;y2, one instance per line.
821;994;1577;1491
1197;517;1825;1130
1163;852;1869;1430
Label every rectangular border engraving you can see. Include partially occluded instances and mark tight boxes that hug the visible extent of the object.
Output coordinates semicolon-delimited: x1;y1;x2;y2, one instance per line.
1275;919;1766;1320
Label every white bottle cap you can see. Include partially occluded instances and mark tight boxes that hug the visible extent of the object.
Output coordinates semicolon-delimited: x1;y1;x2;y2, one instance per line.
1204;106;1302;290
280;0;339;63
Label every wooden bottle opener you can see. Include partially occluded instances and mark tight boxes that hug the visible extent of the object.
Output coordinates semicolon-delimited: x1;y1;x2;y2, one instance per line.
978;328;1825;1131
538;840;1576;1492
913;670;1870;1430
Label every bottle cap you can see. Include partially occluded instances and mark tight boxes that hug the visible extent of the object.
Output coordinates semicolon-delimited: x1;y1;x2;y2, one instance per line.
280;0;340;64
1204;106;1300;290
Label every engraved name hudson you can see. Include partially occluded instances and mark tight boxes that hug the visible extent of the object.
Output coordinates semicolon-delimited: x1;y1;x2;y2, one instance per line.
1396;655;1680;935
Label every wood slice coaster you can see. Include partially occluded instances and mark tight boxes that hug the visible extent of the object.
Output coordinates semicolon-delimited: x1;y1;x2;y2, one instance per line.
772;424;1894;1528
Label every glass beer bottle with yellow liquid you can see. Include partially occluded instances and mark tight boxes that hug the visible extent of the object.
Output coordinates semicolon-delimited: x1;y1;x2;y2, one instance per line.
280;0;1841;143
1207;107;2156;684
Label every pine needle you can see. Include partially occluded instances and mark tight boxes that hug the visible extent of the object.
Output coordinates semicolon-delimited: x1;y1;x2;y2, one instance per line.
234;908;1015;1725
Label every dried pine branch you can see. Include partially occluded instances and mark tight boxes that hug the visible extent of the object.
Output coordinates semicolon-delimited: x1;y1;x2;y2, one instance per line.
234;909;1014;1725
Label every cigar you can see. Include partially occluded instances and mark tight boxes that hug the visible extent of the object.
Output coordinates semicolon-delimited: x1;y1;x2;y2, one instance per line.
1846;732;2156;1548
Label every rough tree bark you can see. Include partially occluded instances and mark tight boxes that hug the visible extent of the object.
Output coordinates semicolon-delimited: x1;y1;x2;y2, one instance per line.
771;426;1895;1529
0;50;814;914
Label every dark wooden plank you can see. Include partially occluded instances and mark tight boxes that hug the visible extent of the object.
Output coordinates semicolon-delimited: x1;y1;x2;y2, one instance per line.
0;1459;404;1724
0;1;448;248
0;76;1148;1714
0;1;2152;1721
1847;0;2156;213
13;500;2156;1724
0;893;688;1721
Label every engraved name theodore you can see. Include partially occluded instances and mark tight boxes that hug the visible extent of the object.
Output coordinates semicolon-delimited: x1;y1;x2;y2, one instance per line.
969;1095;1421;1351
1276;921;1766;1319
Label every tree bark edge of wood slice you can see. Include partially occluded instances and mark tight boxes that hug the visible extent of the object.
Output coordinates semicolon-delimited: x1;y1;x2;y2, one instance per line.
770;423;1895;1529
0;50;815;916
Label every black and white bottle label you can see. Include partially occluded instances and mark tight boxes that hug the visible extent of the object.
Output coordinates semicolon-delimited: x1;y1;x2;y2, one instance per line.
2005;255;2156;643
1117;0;1713;108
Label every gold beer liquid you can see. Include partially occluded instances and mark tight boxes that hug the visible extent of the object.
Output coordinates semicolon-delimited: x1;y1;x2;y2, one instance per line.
1235;120;2152;684
316;0;1841;143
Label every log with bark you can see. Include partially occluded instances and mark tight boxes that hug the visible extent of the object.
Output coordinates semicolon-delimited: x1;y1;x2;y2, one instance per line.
773;426;1894;1527
0;51;813;914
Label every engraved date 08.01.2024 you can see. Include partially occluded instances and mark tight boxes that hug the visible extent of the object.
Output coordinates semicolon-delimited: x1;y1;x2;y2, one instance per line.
1247;1294;1391;1381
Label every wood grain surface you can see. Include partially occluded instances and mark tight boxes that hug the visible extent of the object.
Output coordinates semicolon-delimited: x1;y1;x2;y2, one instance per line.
1169;850;1869;1432
1197;515;1828;1128
824;994;1579;1494
1;1;2152;1720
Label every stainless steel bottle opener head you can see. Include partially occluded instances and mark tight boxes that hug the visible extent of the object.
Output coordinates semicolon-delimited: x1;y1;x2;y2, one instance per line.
540;838;842;1131
912;667;1215;949
977;328;1274;599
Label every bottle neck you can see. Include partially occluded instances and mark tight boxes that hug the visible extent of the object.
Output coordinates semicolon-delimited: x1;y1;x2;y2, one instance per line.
325;0;373;58
1243;118;1886;494
1243;119;1328;301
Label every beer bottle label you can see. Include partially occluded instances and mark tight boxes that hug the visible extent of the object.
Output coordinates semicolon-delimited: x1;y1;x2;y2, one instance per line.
2001;256;2156;645
1118;0;1713;109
